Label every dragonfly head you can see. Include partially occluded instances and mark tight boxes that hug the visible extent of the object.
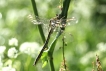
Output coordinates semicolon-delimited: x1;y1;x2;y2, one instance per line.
60;23;66;31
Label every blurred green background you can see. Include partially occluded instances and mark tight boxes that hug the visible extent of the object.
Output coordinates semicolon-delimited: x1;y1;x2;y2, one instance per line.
0;0;106;71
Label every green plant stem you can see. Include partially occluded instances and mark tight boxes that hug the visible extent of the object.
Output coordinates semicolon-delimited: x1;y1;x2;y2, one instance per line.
31;0;46;43
48;29;62;71
48;31;63;71
48;0;71;71
59;0;71;19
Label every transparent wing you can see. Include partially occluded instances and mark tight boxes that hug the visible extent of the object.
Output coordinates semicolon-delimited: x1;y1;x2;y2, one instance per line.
28;14;50;25
66;17;78;26
28;14;50;37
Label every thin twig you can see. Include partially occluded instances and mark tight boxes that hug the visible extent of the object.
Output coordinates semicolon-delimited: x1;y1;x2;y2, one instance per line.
62;36;66;69
96;55;103;71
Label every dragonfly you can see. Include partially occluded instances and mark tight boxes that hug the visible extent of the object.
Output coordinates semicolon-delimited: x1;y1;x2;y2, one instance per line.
28;14;78;33
28;14;78;65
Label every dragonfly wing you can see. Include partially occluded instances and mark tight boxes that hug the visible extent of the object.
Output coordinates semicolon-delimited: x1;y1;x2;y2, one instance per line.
42;23;50;37
66;17;78;26
28;14;50;37
62;32;74;45
28;14;50;25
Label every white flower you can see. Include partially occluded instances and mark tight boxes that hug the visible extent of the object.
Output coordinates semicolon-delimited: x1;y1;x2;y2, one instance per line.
0;46;6;55
97;42;106;52
0;57;3;68
2;66;16;71
0;46;6;58
19;42;40;58
0;62;3;68
9;38;18;46
4;59;14;68
8;47;18;58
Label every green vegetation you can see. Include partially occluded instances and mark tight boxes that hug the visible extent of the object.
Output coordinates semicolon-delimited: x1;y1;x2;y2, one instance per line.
0;0;106;71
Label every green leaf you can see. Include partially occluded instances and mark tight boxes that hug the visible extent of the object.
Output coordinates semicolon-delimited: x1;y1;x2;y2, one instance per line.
42;60;48;68
41;51;48;67
41;51;48;60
